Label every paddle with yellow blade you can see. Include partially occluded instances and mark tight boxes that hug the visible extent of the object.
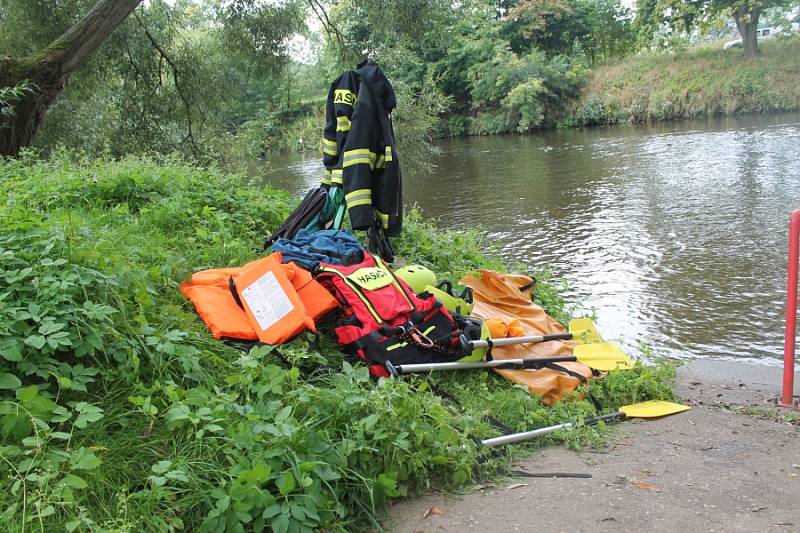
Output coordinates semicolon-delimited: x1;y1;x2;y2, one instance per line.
481;400;690;447
568;317;603;344
384;319;632;376
460;317;603;361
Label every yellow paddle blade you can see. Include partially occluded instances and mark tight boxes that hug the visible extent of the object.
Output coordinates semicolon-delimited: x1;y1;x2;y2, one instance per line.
573;342;633;371
619;400;691;418
568;318;603;345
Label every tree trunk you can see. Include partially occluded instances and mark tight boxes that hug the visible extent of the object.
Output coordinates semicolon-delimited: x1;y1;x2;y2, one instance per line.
0;0;142;157
733;5;761;58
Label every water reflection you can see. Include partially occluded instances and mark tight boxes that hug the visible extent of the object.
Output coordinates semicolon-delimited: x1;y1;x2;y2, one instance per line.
262;113;800;363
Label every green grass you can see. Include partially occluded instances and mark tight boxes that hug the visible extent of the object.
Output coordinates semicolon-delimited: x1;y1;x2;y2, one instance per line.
0;152;675;531
572;37;800;126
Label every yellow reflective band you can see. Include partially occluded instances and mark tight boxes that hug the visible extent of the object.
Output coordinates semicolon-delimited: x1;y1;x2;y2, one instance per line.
322;138;338;156
321;177;332;185
377;211;389;229
336;121;351;132
345;188;371;201
348;198;372;208
346;194;372;206
343;148;376;158
384;145;393;162
334;89;357;107
343;158;373;169
375;155;385;169
331;168;343;184
342;149;376;169
341;149;376;169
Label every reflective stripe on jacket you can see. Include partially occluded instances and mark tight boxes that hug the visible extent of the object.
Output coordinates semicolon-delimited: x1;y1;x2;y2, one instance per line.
321;61;402;236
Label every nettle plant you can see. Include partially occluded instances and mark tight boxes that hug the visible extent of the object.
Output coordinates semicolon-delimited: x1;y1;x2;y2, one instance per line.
152;345;478;533
0;226;118;524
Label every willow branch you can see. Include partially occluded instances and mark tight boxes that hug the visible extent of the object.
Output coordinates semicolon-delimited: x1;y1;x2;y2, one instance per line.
308;0;349;62
134;12;200;157
58;0;144;74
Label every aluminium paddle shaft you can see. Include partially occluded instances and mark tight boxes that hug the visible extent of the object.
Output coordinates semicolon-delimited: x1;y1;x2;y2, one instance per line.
481;412;626;447
469;332;573;349
479;400;690;447
385;354;579;376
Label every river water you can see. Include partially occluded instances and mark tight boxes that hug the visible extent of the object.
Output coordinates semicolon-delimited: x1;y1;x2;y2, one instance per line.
261;113;800;364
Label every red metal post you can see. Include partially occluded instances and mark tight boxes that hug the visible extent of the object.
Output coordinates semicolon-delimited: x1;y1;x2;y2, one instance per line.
780;210;800;407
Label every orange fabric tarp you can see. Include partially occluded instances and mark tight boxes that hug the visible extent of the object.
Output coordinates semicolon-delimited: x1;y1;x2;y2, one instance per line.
459;270;592;404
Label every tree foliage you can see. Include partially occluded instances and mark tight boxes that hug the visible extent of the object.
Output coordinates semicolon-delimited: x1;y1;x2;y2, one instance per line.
503;0;636;63
0;0;307;157
636;0;794;56
315;0;624;138
0;0;649;159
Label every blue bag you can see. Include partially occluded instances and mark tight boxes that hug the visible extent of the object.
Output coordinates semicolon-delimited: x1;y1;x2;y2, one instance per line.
272;229;364;271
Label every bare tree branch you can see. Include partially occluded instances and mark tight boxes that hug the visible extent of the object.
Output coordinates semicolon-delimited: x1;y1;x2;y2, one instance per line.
308;0;350;63
133;11;201;157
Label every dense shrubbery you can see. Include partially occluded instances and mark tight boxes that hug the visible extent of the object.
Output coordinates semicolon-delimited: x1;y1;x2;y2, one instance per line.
458;47;585;134
209;100;326;163
0;154;674;531
447;48;588;135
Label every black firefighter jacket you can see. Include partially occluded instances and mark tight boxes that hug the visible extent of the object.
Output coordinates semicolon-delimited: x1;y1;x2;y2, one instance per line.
321;61;402;236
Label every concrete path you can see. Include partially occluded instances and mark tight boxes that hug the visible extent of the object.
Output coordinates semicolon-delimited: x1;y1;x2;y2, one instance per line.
387;360;800;532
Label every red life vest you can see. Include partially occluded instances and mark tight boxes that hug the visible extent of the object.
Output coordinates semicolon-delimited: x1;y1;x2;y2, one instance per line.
315;253;462;377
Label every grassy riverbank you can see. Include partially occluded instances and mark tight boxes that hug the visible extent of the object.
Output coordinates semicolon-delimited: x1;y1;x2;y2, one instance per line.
572;37;800;126
0;153;674;531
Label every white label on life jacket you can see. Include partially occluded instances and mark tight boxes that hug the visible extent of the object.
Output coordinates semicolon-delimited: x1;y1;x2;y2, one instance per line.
241;270;294;331
347;266;393;291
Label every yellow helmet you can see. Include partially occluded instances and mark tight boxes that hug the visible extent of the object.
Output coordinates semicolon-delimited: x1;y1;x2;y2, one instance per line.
394;265;437;293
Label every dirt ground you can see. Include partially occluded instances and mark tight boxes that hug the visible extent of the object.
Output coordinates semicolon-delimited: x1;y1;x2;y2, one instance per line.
387;360;800;532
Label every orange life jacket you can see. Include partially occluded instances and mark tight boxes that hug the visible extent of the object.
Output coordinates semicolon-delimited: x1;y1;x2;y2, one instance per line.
181;279;258;341
180;253;337;344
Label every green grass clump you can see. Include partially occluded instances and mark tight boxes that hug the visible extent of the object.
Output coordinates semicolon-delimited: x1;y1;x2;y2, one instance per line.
0;152;674;531
572;37;800;126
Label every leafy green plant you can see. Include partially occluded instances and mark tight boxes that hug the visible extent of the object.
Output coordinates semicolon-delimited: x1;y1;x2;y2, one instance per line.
0;81;34;122
503;78;548;132
573;95;611;126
